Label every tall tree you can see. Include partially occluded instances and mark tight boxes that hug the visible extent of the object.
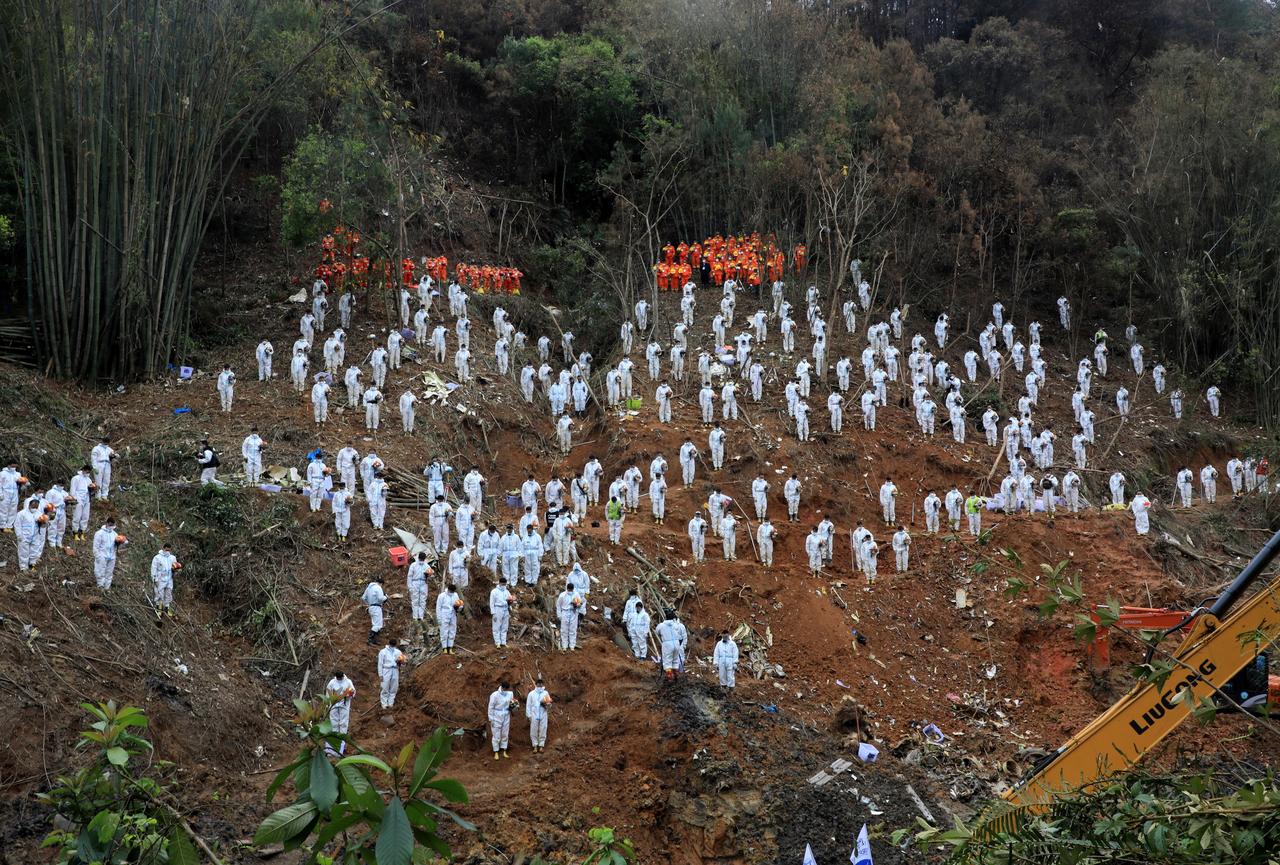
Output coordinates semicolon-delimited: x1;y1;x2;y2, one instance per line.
1;0;343;380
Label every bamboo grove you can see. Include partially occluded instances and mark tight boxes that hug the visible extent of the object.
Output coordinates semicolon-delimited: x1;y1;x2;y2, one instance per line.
0;0;367;380
1;0;262;378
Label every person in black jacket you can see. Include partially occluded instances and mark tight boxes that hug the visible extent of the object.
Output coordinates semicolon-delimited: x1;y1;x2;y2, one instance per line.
196;440;220;485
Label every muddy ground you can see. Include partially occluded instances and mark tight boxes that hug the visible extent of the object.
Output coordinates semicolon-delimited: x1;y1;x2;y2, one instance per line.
1;251;1275;864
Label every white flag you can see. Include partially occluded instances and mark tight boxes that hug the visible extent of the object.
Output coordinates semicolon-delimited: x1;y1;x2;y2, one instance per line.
803;843;819;865
851;824;873;865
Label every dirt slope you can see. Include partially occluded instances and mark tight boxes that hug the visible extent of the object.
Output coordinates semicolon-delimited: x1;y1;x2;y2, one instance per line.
1;264;1274;864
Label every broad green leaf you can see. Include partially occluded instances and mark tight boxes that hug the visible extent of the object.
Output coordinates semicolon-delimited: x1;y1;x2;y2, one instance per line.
313;809;365;850
376;797;414;865
396;741;415;774
167;826;200;865
106;746;129;766
265;754;308;802
310;748;339;813
88;810;119;844
293;755;312;792
337;761;374;797
254;800;319;845
422;729;453;772
282;815;321;852
436;806;476;831
338;754;394;775
421;778;468;804
404;800;439;832
412;826;452;858
410;741;438;796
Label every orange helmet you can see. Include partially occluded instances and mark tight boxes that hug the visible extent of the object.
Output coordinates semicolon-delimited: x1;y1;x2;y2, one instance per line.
115;534;128;544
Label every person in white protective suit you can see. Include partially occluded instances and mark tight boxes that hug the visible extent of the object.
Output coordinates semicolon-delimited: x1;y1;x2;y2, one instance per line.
361;577;386;645
525;676;552;752
1201;464;1219;503
892;526;911;572
91;437;116;501
242;427;266;484
93;517;125;589
556;581;583;651
150;543;181;616
15;499;46;571
487;681;517;759
407;552;432;628
655;610;688;681
923;490;941;534
1130;492;1153;535
1175;467;1194;508
436;583;462;653
377;640;404;709
714;632;739;689
325;670;355;753
879;479;898;525
1109;471;1126;506
486;574;515;649
625;595;651;660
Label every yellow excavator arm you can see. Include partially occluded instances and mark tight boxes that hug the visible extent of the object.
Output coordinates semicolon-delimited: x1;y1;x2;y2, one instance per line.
1004;528;1280;809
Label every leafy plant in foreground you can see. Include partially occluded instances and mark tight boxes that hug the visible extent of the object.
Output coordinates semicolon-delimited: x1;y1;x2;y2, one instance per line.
256;698;473;864
40;701;203;865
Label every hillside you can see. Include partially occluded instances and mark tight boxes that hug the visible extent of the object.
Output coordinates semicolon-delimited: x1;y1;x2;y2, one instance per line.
2;242;1276;864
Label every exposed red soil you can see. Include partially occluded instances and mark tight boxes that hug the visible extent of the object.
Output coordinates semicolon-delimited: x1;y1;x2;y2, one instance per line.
1;261;1274;864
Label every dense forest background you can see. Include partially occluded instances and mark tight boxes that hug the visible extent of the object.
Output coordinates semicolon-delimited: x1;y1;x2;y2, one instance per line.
1;0;1278;421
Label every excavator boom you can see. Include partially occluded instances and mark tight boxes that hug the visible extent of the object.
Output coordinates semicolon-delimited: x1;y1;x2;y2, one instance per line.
1005;528;1280;808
